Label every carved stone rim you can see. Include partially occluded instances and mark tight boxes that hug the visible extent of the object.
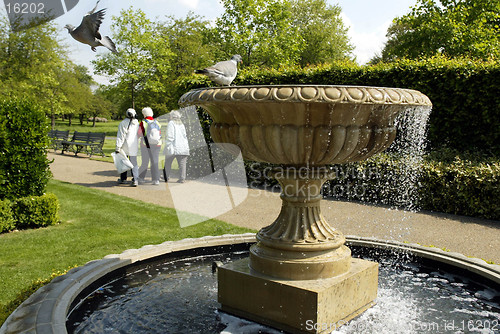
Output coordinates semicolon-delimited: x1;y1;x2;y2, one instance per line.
179;85;432;106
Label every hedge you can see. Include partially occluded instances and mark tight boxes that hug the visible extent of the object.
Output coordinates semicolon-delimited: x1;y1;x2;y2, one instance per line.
0;99;52;200
325;150;500;221
0;193;60;233
419;153;500;220
244;151;499;221
0;199;14;233
173;57;500;155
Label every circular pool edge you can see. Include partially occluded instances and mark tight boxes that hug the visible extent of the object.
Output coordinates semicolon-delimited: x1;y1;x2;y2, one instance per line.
1;234;499;334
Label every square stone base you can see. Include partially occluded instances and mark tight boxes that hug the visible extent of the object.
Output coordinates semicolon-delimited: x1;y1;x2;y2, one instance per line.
218;257;378;334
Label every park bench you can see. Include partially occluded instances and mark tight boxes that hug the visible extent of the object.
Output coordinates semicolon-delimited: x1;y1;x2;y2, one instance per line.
48;130;70;152
61;131;106;157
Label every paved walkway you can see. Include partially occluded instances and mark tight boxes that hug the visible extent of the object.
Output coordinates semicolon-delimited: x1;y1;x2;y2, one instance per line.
48;152;500;263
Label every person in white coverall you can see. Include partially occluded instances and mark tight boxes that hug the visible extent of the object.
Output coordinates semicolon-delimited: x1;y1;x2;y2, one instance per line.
164;110;190;183
138;107;162;185
115;108;140;187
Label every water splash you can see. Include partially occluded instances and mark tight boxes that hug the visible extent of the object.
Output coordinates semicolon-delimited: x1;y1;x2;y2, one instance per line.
324;105;432;212
389;105;432;210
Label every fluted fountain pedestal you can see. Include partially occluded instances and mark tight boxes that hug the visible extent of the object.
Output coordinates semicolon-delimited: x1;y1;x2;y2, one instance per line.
218;167;378;333
179;85;432;333
250;168;351;280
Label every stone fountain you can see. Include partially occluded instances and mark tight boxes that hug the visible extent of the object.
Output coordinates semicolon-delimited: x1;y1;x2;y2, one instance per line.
179;85;432;333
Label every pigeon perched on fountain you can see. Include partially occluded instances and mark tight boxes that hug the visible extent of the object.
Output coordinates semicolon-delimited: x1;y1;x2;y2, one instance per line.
64;0;117;53
194;55;243;86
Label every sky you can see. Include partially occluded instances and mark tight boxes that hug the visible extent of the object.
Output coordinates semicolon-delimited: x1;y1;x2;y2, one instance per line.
3;0;419;83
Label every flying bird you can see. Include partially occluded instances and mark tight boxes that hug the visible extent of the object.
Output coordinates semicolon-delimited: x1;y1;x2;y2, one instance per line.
64;1;117;53
194;55;243;86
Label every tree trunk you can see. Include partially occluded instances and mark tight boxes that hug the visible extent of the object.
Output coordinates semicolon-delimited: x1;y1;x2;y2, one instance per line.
51;113;55;129
79;114;84;125
131;80;135;109
92;116;96;127
68;114;72;127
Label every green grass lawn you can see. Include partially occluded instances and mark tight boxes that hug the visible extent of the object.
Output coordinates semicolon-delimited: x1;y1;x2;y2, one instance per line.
52;119;121;137
0;179;254;325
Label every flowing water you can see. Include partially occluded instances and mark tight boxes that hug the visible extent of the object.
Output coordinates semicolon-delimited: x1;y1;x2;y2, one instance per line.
389;105;432;210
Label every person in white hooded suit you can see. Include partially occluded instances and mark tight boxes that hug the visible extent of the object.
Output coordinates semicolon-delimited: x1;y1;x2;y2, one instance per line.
164;110;190;183
115;108;139;186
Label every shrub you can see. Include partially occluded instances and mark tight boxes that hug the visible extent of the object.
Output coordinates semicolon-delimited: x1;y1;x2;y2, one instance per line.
12;193;60;230
0;199;14;233
0;99;52;200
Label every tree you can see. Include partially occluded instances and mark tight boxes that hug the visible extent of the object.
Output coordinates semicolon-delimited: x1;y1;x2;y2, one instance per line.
210;0;303;67
377;0;500;62
87;92;114;127
161;13;216;78
290;0;354;66
60;65;95;126
93;8;174;111
0;15;92;128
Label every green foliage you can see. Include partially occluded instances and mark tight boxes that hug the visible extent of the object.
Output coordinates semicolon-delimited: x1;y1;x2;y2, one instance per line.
0;200;14;233
0;18;69;117
324;151;500;220
420;151;500;220
59;65;96;126
290;0;354;66
0;193;60;233
161;13;217;79
160;13;220;111
378;0;500;62
369;57;500;155
0;16;105;128
12;193;60;230
210;0;304;66
208;0;352;67
93;7;174;112
0;99;52;200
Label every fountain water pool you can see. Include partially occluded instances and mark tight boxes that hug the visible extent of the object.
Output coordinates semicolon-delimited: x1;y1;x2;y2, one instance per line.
65;239;499;333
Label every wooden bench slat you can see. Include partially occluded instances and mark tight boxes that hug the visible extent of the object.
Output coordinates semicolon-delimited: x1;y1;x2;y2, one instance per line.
61;131;106;157
48;130;69;152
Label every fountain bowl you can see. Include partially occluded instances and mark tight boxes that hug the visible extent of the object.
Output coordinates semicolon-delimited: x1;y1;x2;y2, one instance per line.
179;85;432;165
179;84;434;332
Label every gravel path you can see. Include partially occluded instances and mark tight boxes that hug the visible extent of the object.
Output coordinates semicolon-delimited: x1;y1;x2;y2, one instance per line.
49;152;500;263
